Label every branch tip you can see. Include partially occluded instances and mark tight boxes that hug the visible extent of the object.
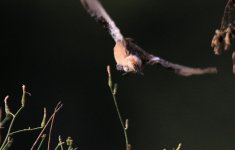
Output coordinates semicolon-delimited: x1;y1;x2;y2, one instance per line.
107;65;111;77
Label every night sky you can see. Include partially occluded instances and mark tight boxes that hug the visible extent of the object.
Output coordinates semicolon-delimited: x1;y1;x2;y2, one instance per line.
0;0;235;149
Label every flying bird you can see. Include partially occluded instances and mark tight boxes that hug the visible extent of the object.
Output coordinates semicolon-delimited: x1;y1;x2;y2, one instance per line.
80;0;217;76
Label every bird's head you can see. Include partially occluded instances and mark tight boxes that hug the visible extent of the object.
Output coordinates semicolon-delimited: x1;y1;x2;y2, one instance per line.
116;55;143;74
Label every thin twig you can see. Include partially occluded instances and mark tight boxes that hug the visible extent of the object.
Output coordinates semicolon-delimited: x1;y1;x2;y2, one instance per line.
176;143;182;150
47;103;61;150
59;136;64;150
107;66;129;150
47;115;55;150
0;115;12;129
0;107;24;150
54;137;64;150
8;126;42;136
0;107;2;144
0;85;36;150
109;87;129;150
37;134;47;150
30;102;63;150
1;137;13;150
54;144;63;150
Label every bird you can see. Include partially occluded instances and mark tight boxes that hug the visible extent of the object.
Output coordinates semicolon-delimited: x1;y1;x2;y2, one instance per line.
80;0;217;76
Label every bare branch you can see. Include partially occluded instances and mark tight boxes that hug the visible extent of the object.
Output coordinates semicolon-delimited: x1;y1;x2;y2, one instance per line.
30;102;63;150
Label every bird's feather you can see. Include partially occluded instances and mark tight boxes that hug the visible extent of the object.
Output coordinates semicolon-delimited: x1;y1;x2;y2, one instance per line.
81;0;218;76
80;0;124;42
148;56;218;76
125;38;217;76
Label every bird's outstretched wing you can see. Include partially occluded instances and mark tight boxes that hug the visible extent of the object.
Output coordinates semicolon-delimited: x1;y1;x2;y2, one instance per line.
81;1;218;76
124;38;218;76
148;56;218;76
80;0;124;42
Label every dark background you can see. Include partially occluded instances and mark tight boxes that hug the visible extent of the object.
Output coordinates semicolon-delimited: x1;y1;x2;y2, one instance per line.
0;0;235;149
